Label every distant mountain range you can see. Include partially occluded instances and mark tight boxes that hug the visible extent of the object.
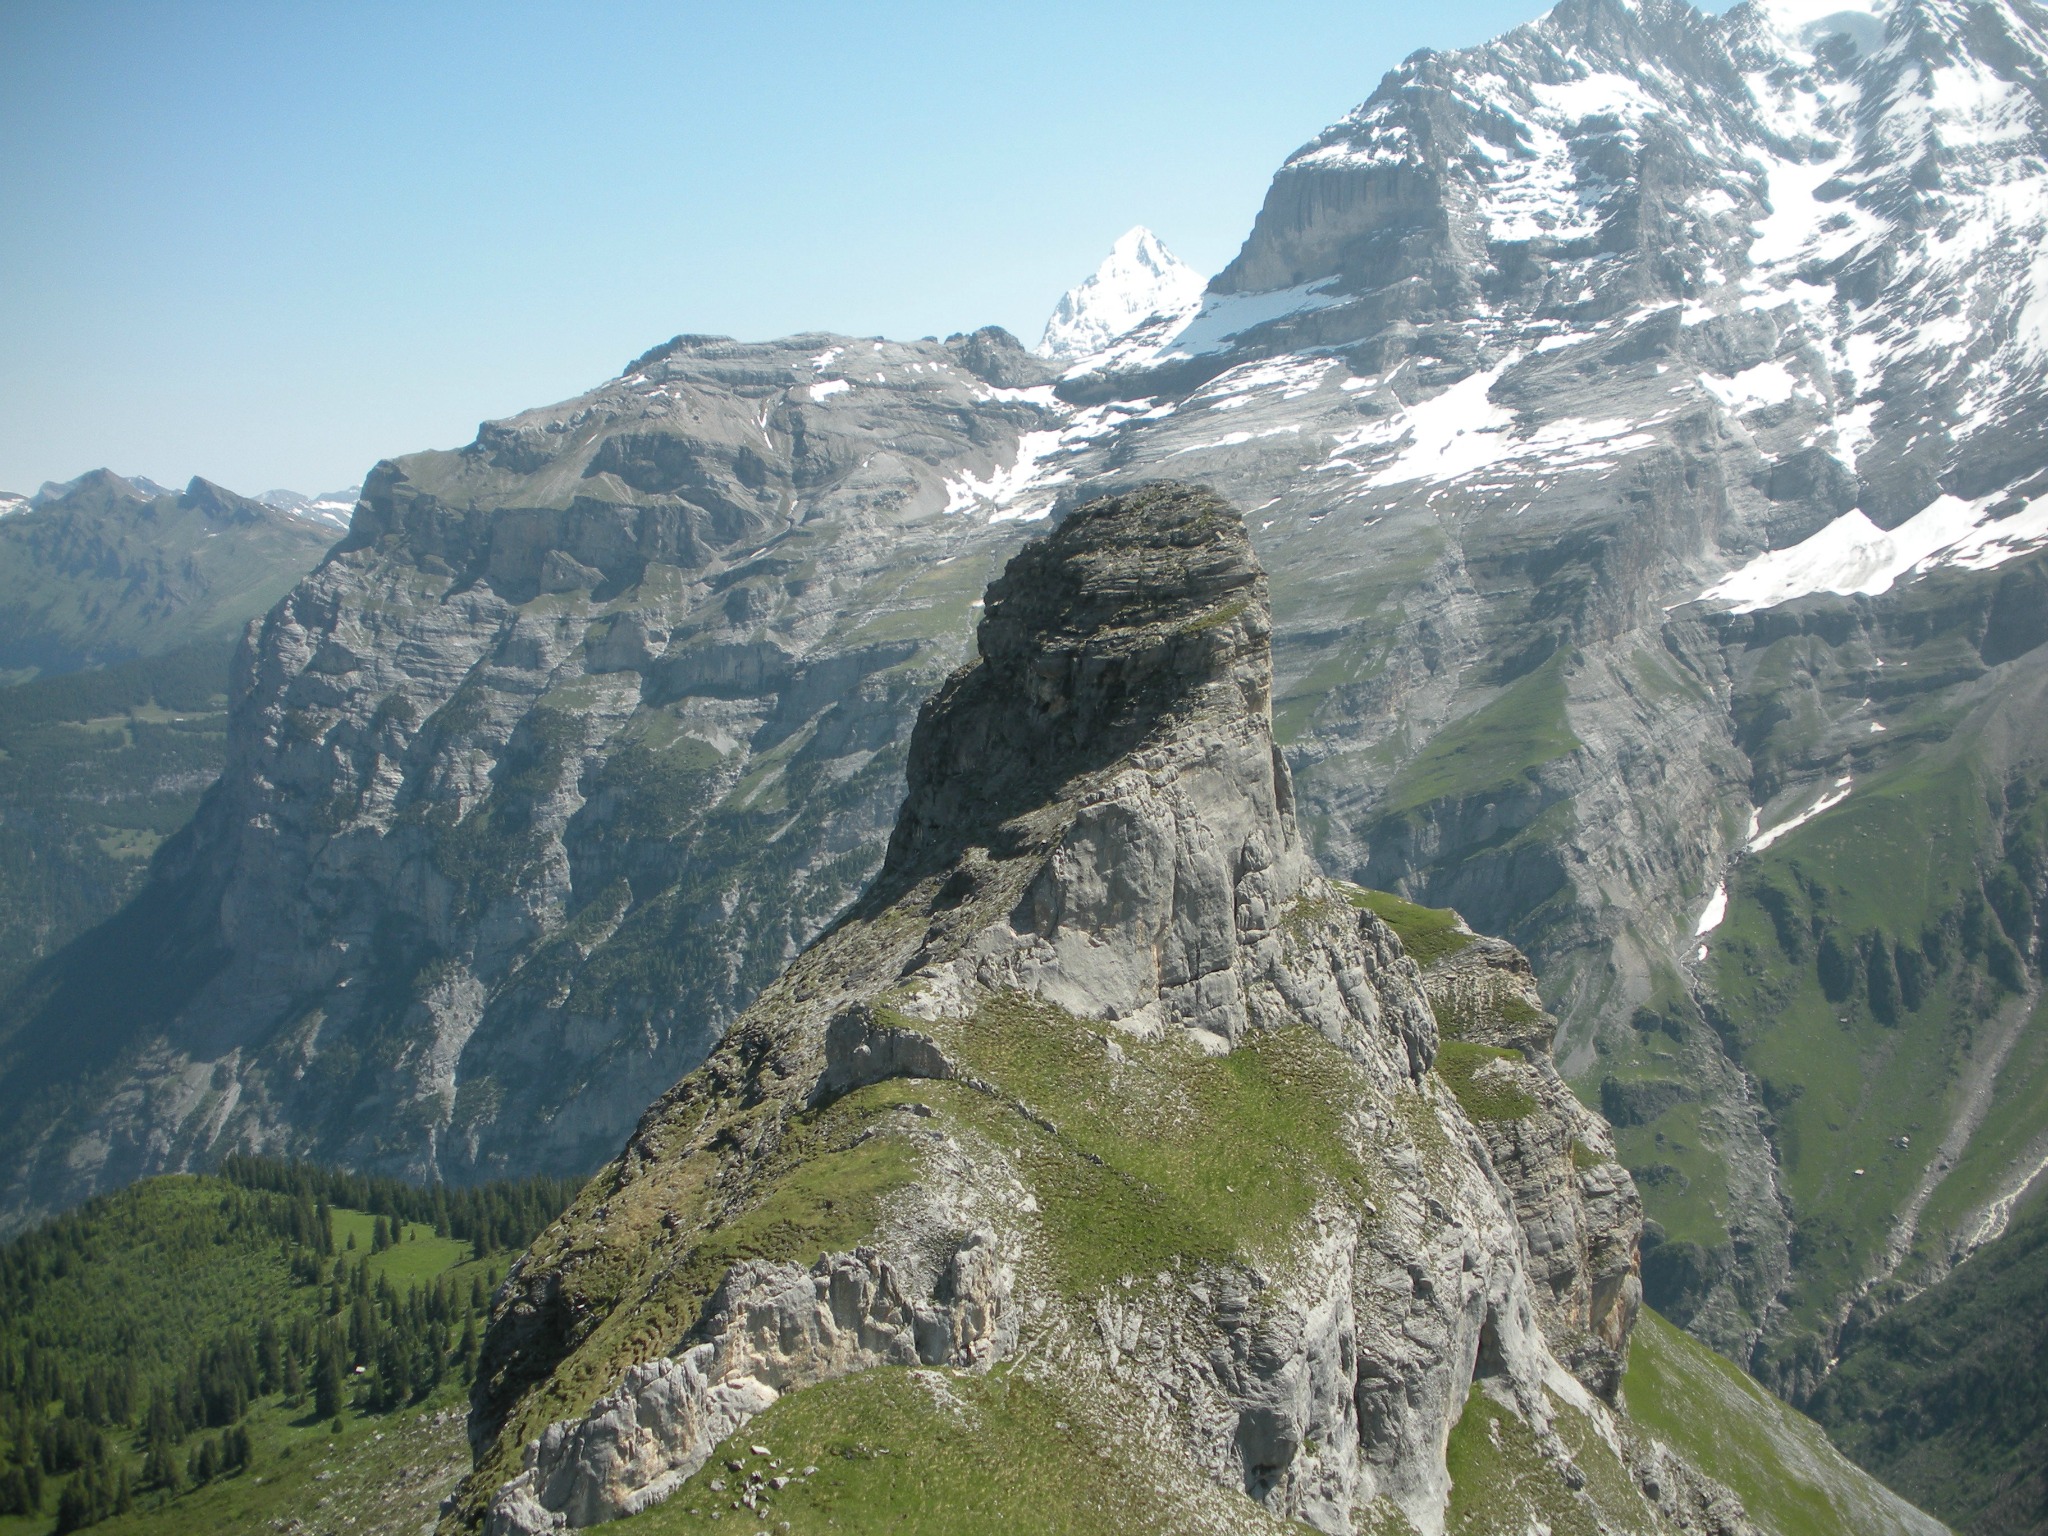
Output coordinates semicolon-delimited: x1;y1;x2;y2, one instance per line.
0;470;340;681
0;471;337;1034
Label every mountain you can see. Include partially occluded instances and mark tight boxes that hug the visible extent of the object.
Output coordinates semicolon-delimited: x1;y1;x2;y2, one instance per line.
2;0;2046;1456
0;471;338;682
455;484;1931;1536
0;329;1070;1224
0;476;337;1009
1036;226;1205;362
257;485;364;530
1023;0;2048;1401
32;473;184;506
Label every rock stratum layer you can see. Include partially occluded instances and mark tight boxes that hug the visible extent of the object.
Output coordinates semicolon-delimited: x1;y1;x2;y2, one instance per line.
452;486;1928;1536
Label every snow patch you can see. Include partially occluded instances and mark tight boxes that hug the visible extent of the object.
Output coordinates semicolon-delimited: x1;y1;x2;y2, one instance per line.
1323;358;1658;490
1037;227;1205;363
1529;73;1662;123
807;379;851;401
1754;0;1891;59
1695;883;1730;936
939;401;1141;522
1698;361;1803;412
941;430;1066;517
1749;779;1854;854
1358;360;1517;486
1084;280;1350;375
1701;494;2048;610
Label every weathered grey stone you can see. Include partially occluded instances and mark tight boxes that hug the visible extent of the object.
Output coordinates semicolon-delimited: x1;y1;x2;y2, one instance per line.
468;486;1710;1536
486;1238;1011;1534
1413;924;1645;1399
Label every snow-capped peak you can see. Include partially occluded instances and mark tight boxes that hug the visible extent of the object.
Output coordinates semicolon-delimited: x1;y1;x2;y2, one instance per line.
1749;0;1891;58
1036;227;1206;362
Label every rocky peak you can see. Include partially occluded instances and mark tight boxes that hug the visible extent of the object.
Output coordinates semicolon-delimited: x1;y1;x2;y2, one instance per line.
884;482;1278;883
31;468;152;513
465;488;1667;1536
942;323;1054;387
178;475;273;525
871;483;1359;1060
1037;226;1205;363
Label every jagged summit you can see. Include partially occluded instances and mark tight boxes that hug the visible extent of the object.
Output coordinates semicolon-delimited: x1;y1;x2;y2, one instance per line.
1036;226;1204;363
872;483;1335;1054
0;468;333;682
882;483;1275;884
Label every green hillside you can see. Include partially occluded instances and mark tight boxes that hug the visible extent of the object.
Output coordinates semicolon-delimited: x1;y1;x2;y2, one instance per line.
1624;1308;1948;1536
1811;1187;2048;1536
0;474;332;685
0;1160;576;1536
1574;553;2048;1401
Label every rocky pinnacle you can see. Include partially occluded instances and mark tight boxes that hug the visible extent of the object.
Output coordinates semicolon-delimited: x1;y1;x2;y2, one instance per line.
465;485;1692;1536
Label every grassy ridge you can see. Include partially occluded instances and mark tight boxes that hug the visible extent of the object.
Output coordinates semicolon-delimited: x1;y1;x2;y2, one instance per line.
1340;883;1477;968
1624;1308;1944;1536
930;994;1368;1290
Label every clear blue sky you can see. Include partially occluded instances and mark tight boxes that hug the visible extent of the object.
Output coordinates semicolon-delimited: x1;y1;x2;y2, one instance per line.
0;1;1725;496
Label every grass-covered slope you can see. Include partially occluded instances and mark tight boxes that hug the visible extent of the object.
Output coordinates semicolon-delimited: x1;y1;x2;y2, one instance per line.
1685;728;2046;1392
0;1159;575;1536
1810;1187;2048;1536
0;644;239;997
459;994;1388;1533
0;473;332;684
1624;1309;1946;1536
591;1367;1291;1536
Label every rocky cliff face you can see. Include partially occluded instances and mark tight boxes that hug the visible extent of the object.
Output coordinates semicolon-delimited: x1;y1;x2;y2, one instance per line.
0;330;1067;1220
1405;919;1646;1400
454;486;1762;1536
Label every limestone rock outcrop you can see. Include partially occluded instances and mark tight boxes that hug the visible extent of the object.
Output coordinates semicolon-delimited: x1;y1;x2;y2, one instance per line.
1405;915;1645;1398
458;486;1731;1536
485;1238;1011;1533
